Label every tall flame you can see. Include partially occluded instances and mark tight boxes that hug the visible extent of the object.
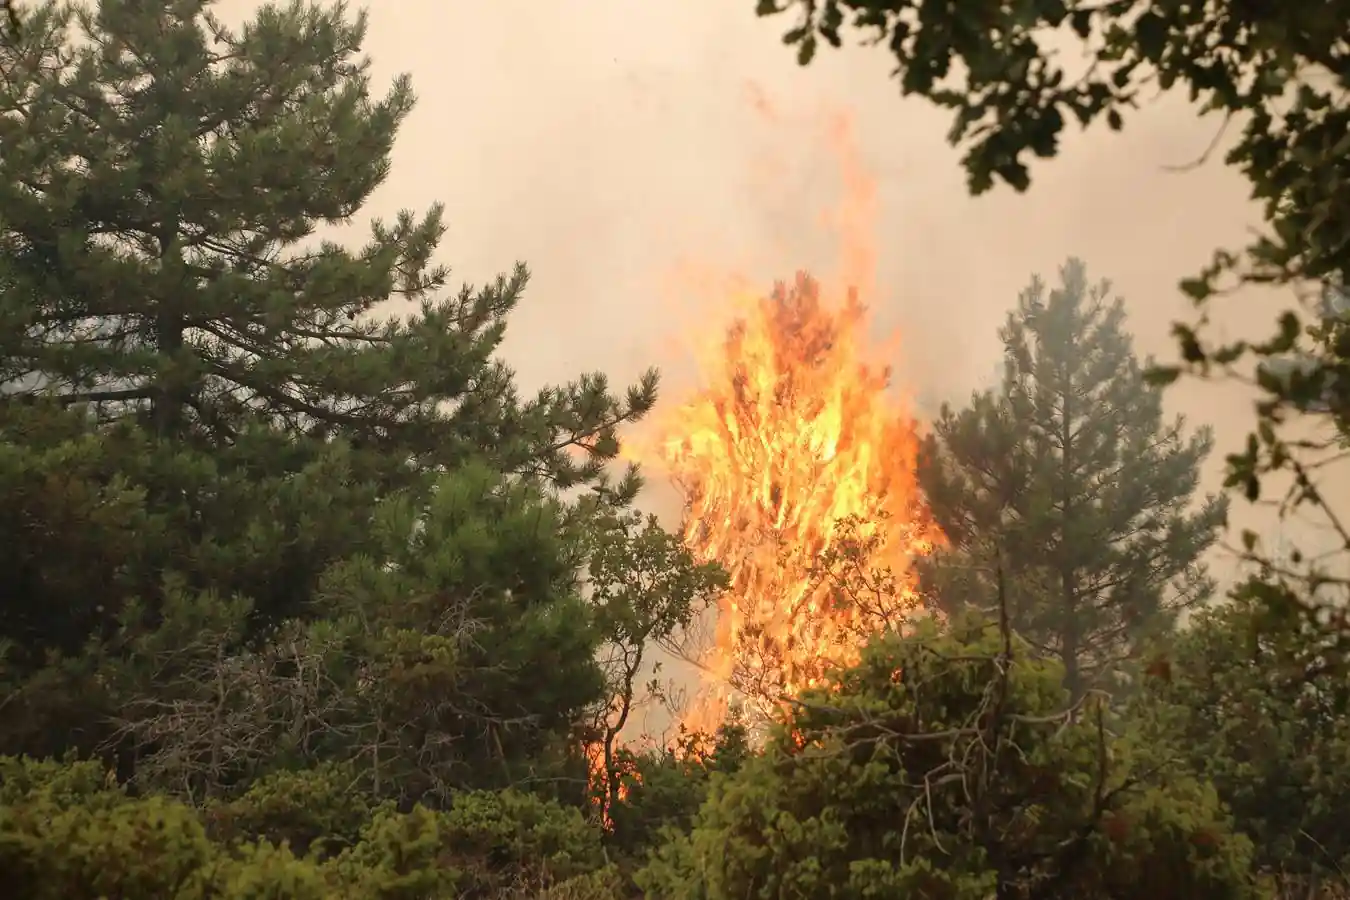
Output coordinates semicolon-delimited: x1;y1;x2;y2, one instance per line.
636;93;945;733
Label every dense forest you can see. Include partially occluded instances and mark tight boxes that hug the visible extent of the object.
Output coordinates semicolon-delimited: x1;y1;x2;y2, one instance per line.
1;1;1348;898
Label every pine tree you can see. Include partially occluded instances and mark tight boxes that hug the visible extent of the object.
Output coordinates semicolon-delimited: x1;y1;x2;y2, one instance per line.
918;258;1227;701
2;0;653;475
0;0;654;636
0;0;662;775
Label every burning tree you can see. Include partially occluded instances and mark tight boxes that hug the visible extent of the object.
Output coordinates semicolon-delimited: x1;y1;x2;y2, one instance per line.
647;272;944;730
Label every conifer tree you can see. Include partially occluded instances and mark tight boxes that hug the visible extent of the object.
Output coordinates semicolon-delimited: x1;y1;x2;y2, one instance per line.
919;258;1227;701
1;0;652;478
0;0;661;773
0;0;654;633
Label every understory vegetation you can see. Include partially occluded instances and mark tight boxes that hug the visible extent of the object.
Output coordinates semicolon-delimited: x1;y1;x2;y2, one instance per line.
2;1;1348;897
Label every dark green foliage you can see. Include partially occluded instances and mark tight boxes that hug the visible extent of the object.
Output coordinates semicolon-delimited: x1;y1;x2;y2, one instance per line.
0;401;402;765
0;5;713;894
920;259;1226;699
0;0;653;489
0;403;156;669
4;0;1349;895
0;401;157;759
636;616;1260;899
0;755;611;900
431;789;605;896
205;762;375;859
327;788;606;899
1141;598;1350;889
310;462;611;800
98;463;611;804
0;0;664;797
0;0;656;711
604;720;751;871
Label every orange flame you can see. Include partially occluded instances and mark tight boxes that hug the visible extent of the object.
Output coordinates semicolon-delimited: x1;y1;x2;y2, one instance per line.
633;91;945;733
585;742;637;829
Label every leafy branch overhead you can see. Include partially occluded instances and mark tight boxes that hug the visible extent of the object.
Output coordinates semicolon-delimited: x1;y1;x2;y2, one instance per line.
757;0;1350;664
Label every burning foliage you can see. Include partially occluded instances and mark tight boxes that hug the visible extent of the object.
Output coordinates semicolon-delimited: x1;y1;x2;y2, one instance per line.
648;271;944;731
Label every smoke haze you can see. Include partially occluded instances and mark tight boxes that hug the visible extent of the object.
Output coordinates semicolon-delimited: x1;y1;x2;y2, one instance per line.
213;0;1346;586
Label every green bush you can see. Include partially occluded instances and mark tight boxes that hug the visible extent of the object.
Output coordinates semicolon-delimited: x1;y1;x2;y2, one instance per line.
0;757;219;899
205;762;377;858
0;755;612;899
604;720;751;870
637;617;1263;900
436;788;604;895
1142;597;1350;888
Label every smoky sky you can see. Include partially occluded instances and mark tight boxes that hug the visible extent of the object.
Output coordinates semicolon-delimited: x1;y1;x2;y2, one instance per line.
210;0;1349;582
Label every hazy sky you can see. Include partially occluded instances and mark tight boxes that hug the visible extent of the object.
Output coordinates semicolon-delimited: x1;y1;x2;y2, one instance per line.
211;0;1344;578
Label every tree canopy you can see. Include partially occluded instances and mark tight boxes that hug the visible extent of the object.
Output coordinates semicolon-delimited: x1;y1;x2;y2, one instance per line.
920;258;1226;700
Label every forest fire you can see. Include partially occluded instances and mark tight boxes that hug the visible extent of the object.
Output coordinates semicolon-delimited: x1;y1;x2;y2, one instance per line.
613;91;945;752
614;96;948;737
649;271;944;732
